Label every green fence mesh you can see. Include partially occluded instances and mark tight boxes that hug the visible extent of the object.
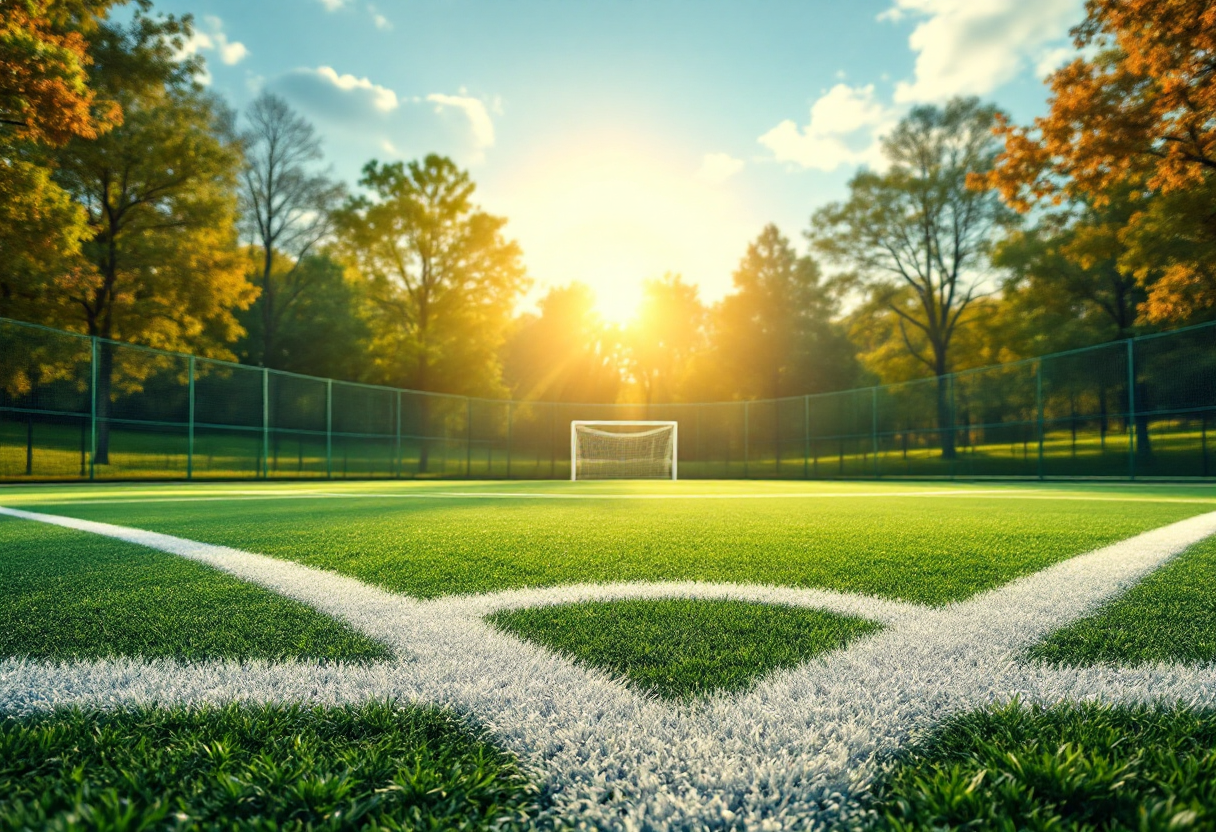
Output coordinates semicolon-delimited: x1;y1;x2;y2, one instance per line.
3;315;1216;481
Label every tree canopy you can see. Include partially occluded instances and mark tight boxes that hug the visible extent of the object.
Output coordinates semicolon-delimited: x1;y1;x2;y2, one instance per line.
986;0;1216;324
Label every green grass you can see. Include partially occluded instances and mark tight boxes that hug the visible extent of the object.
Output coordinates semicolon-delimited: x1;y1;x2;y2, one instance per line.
1030;535;1216;667
0;517;391;662
863;701;1216;832
0;702;544;831
489;598;881;699
7;480;1209;605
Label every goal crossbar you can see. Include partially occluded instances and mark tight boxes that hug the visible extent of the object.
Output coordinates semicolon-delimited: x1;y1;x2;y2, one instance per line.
570;420;678;481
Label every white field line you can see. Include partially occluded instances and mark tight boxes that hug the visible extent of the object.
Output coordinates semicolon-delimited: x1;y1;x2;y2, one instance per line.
4;506;1216;829
12;489;1216;507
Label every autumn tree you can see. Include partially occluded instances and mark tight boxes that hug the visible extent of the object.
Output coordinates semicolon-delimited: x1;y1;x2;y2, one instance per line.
239;92;345;368
47;10;252;462
809;98;1015;458
985;0;1216;323
625;274;706;405
0;0;121;308
710;224;857;402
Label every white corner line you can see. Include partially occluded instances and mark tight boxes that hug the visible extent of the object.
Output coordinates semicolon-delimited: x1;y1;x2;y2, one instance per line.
5;504;1216;829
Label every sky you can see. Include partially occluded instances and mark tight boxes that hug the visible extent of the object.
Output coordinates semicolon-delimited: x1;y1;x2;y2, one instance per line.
151;0;1087;323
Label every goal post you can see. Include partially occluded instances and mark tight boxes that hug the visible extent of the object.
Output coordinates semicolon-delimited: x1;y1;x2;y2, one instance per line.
570;421;678;481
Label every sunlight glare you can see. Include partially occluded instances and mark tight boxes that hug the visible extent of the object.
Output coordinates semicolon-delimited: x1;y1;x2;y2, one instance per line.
496;137;752;325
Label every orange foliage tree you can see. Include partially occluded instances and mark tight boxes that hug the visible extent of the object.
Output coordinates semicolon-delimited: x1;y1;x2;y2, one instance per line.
0;1;121;294
0;0;120;144
985;0;1216;323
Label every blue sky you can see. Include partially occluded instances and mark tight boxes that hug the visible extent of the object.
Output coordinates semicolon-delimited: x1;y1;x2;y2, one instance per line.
157;0;1086;322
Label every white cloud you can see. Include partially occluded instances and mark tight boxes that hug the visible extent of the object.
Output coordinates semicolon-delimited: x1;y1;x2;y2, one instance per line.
426;93;495;153
380;139;402;156
1035;46;1075;79
317;0;350;10
369;5;392;30
696;152;745;184
885;0;1083;103
173;17;247;83
758;84;894;171
312;66;398;111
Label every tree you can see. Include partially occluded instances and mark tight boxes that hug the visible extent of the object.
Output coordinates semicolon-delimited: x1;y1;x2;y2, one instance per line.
337;155;527;394
0;0;119;144
710;224;857;402
985;0;1216;323
47;10;252;462
992;186;1149;349
0;0;122;313
503;283;622;404
809;98;1015;457
625;274;706;405
239;92;345;368
337;155;527;470
234;252;370;381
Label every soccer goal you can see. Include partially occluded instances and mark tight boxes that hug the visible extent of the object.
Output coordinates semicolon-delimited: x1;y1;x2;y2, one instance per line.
571;421;678;481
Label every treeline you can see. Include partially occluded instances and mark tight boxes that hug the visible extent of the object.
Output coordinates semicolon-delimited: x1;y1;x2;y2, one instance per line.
4;0;1216;417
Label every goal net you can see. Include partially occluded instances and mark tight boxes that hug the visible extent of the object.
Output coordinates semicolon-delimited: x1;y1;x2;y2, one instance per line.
571;421;678;481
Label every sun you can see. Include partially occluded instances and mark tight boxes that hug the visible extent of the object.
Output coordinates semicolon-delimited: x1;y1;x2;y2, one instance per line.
494;135;751;326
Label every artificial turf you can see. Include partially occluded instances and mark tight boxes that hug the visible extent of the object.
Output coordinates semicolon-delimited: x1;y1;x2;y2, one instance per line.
7;481;1210;605
863;701;1216;831
0;517;391;662
1030;535;1216;667
489;598;881;699
0;703;543;831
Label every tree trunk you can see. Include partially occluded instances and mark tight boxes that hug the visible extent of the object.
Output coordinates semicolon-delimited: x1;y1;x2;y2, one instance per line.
934;353;956;460
261;247;276;367
94;339;115;465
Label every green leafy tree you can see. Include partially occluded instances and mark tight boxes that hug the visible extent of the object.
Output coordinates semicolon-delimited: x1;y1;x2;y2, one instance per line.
809;98;1016;458
47;9;252;462
239;92;345;368
993;186;1149;350
625;274;706;405
503;283;622;404
337;154;527;394
337;155;527;470
235;252;369;381
706;224;857;403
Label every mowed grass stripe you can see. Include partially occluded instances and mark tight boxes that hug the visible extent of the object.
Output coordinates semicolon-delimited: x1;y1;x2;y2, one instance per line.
1030;535;1216;667
29;489;1209;604
490;598;881;699
0;703;542;831
0;517;391;662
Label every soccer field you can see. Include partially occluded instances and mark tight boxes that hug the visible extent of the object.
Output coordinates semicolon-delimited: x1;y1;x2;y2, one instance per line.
4;479;1216;829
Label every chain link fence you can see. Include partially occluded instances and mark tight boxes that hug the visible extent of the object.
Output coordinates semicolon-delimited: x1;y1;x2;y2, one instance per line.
3;315;1215;481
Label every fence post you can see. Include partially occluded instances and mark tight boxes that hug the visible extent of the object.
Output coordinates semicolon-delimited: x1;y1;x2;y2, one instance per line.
743;401;750;478
326;379;333;480
803;396;810;479
1127;339;1136;480
506;401;513;479
872;386;880;478
466;398;473;479
89;336;98;481
261;367;270;478
395;390;402;479
1036;360;1044;480
187;355;195;480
